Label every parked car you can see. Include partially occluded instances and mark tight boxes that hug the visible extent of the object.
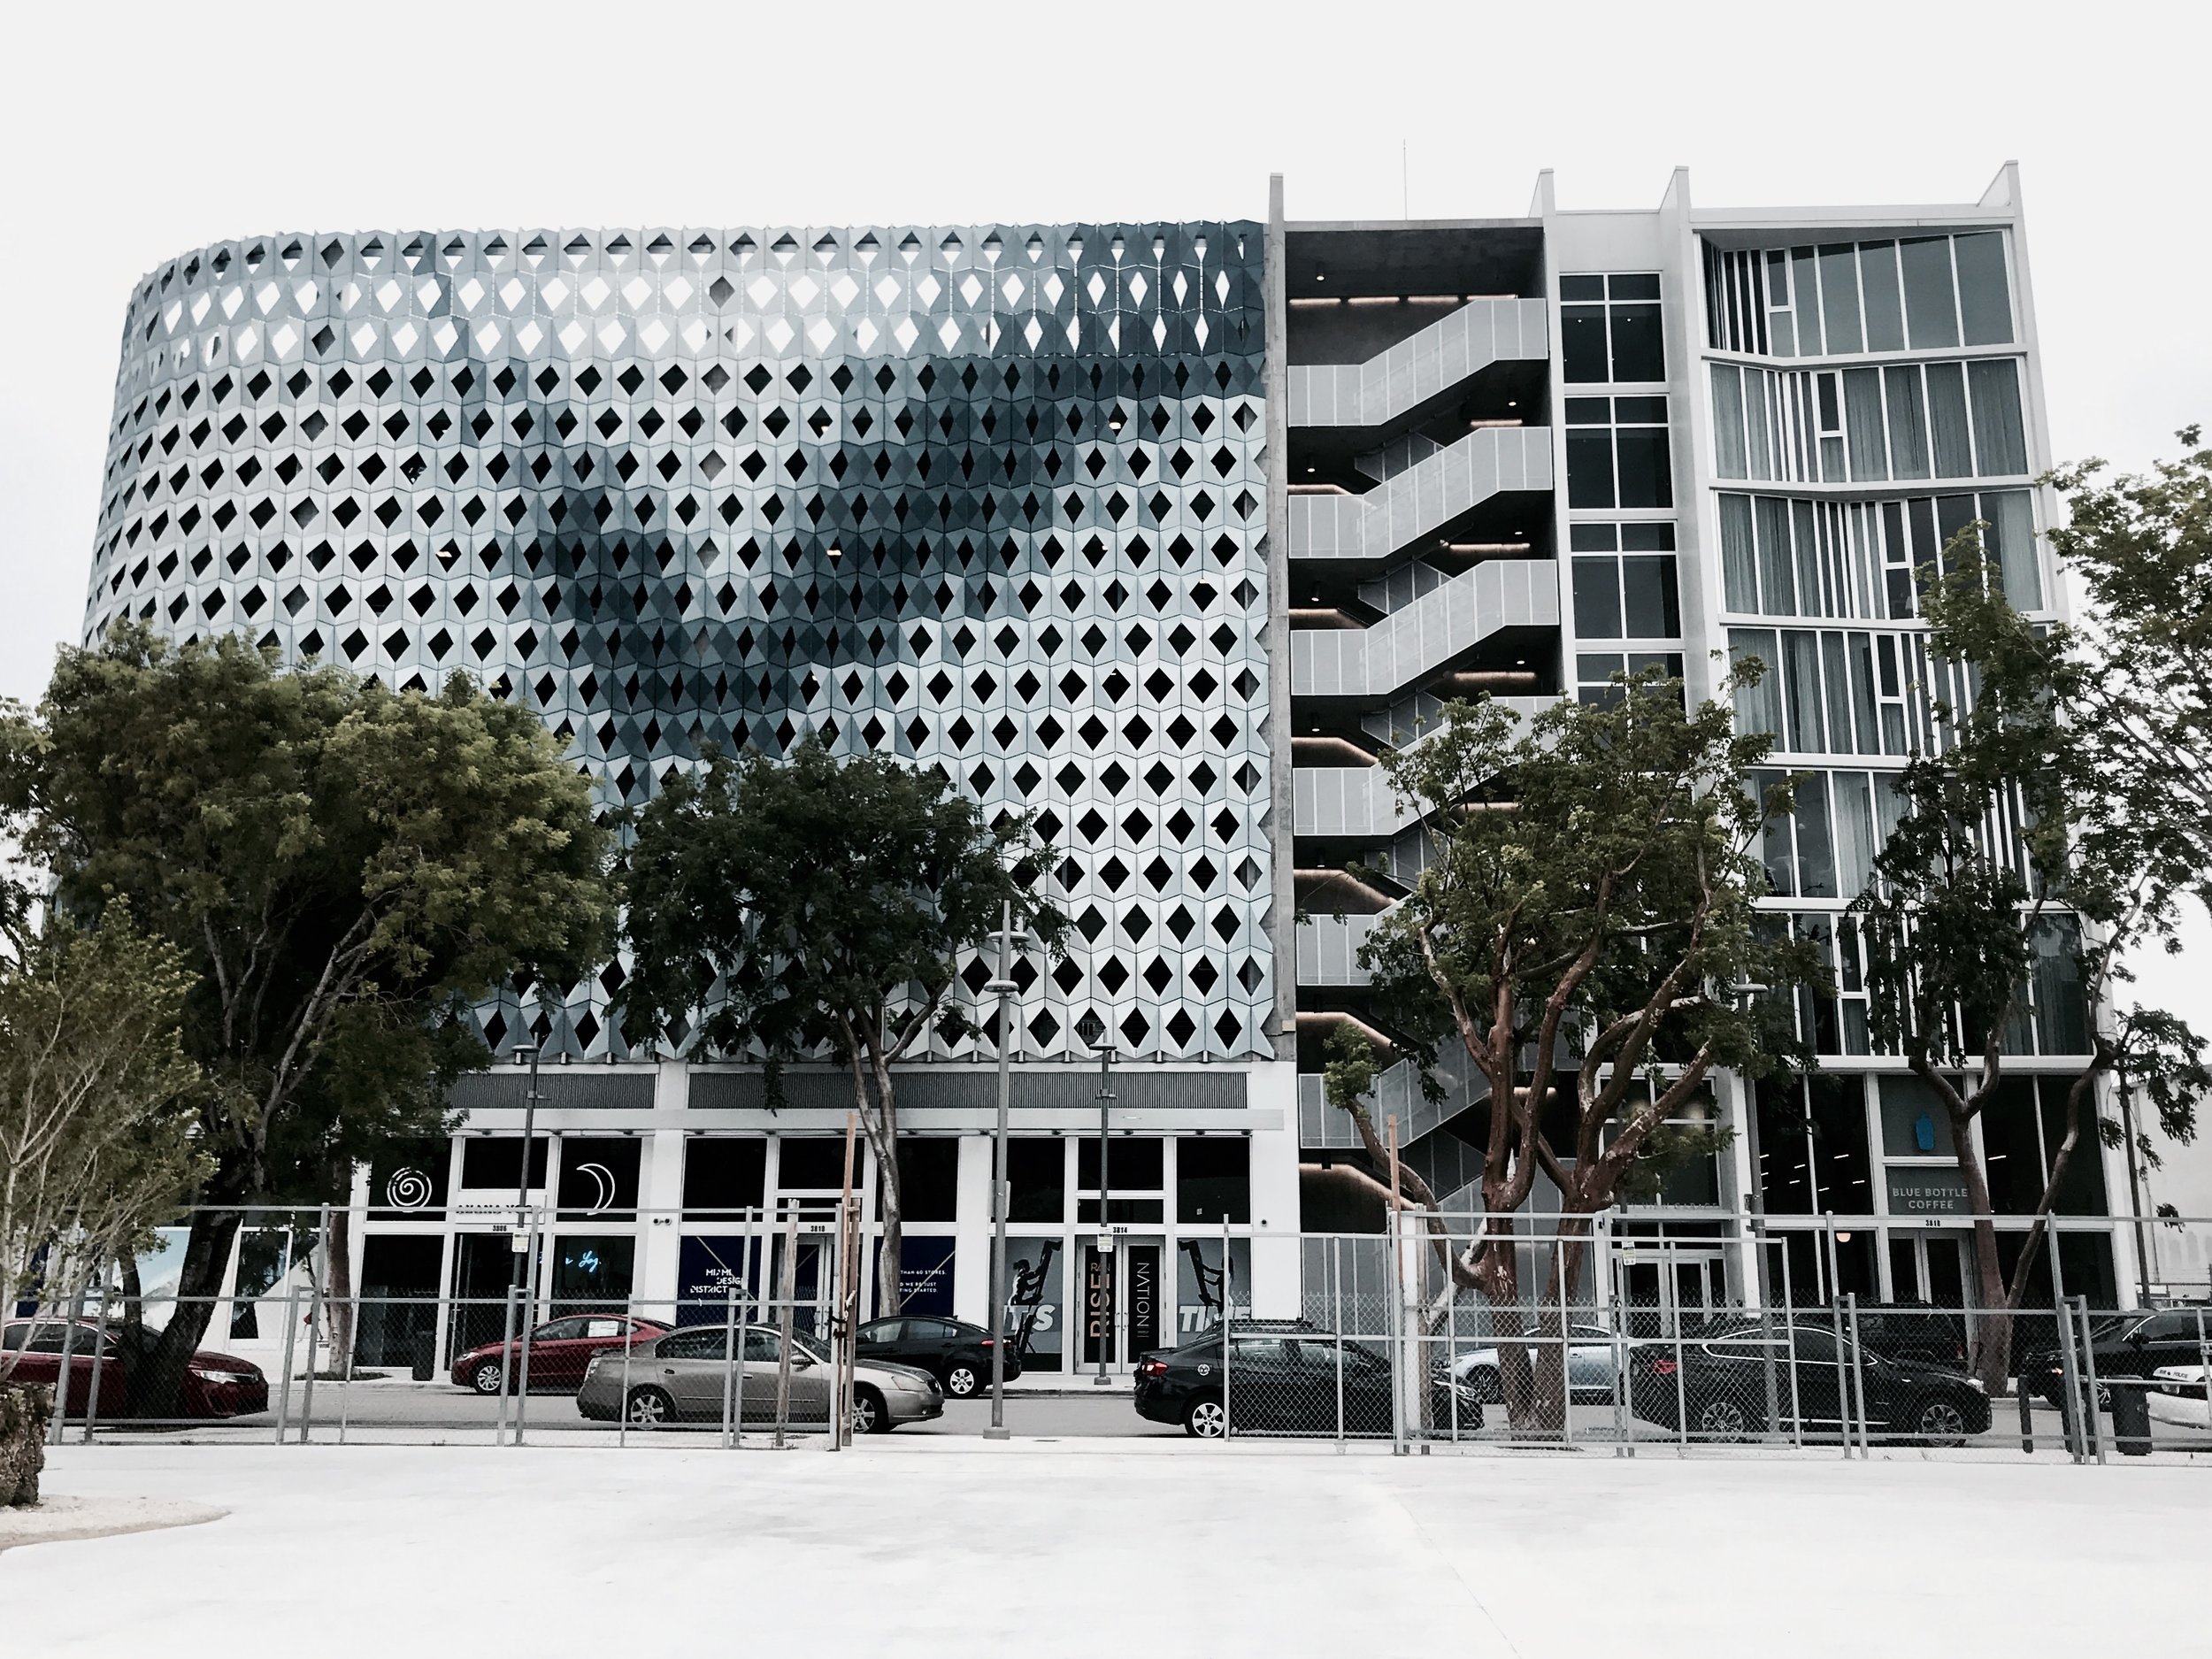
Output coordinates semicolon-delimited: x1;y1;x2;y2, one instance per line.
2147;1364;2210;1432
856;1315;1020;1397
450;1313;669;1394
574;1324;943;1433
1628;1319;1991;1444
1845;1302;1971;1373
2022;1308;2212;1411
1;1317;268;1418
1435;1323;1627;1406
1133;1321;1466;1438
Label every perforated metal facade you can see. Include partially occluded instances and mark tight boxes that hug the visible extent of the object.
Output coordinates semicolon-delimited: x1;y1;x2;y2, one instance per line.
86;223;1276;1064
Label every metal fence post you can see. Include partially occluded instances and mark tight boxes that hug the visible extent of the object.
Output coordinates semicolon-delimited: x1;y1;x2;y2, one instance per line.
274;1283;303;1446
1846;1293;1870;1458
720;1285;739;1450
2075;1296;2107;1467
1556;1239;1574;1451
1779;1244;1802;1449
618;1293;636;1447
1830;1298;1850;1459
79;1287;109;1445
1221;1217;1233;1444
299;1206;329;1445
495;1283;520;1447
1332;1237;1346;1448
338;1288;359;1448
48;1282;84;1447
2053;1283;2086;1463
1670;1246;1688;1453
514;1218;542;1446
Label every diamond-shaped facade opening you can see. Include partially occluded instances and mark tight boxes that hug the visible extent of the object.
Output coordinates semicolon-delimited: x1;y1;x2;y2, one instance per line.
87;220;1272;1062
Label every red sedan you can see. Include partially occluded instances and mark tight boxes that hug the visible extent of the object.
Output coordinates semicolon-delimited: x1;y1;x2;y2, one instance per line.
2;1317;269;1418
450;1314;669;1394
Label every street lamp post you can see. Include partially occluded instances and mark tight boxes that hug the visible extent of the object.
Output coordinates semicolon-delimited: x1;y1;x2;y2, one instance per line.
984;901;1021;1441
1080;1018;1118;1388
496;1042;541;1446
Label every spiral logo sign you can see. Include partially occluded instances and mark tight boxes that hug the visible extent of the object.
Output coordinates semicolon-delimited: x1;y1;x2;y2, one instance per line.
384;1169;434;1211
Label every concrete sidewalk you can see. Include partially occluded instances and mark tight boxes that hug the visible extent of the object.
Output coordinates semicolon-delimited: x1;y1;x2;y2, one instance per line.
7;1442;2203;1655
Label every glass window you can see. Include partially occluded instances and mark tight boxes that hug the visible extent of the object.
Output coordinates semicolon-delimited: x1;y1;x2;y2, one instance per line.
1574;557;1623;639
1007;1137;1064;1224
1728;629;1783;736
1924;364;1972;477
1177;1136;1250;1224
1900;237;1960;349
1621;556;1680;637
1952;233;2013;346
1883;367;1930;480
683;1137;766;1217
532;1317;586;1342
1719;495;1757;611
1791;247;1823;356
1562;306;1609;383
580;1317;626;1339
1079;1136;1163;1190
1983;489;2041;609
1967;360;2028;477
660;1328;727;1360
1842;369;1887;481
1817;244;1863;356
1712;366;1747;480
741;1329;782;1363
1560;274;1606;302
1609;305;1664;382
1858;242;1905;352
1615;428;1672;510
889;1137;959;1224
1566;430;1616;509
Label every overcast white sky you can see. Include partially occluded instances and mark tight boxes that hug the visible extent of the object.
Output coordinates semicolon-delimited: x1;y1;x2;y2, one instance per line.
3;0;2208;1187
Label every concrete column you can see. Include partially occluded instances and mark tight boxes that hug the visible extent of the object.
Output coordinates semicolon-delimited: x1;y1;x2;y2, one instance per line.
1247;1058;1303;1318
636;1061;690;1313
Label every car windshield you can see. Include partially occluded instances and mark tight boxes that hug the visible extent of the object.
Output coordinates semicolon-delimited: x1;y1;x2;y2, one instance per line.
791;1331;831;1365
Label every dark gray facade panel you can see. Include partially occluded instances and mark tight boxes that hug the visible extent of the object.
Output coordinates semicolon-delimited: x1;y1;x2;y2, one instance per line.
687;1067;1245;1113
450;1071;657;1112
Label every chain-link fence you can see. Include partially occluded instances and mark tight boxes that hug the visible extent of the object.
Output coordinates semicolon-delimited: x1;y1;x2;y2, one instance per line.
9;1204;2212;1461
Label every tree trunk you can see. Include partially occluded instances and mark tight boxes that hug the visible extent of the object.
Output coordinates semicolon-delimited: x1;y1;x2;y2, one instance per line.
131;1208;242;1418
1471;1208;1533;1429
322;1210;355;1377
0;1384;50;1507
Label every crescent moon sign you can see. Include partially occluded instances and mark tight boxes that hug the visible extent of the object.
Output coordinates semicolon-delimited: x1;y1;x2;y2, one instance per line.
578;1162;617;1215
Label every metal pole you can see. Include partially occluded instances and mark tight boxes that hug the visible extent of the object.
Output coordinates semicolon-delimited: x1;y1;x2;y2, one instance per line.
1671;1247;1688;1453
1386;1115;1405;1455
835;1111;858;1449
274;1283;302;1446
618;1291;635;1447
2052;1241;2085;1462
773;1200;798;1448
79;1278;109;1445
298;1205;329;1444
495;1284;518;1445
720;1285;739;1449
1094;1043;1116;1387
2075;1295;2107;1466
1830;1297;1851;1459
1557;1236;1574;1450
514;1212;543;1444
1781;1240;1802;1449
337;1285;358;1448
734;1261;749;1447
1221;1217;1233;1441
1333;1236;1347;1447
1846;1293;1870;1458
49;1280;83;1447
986;902;1018;1441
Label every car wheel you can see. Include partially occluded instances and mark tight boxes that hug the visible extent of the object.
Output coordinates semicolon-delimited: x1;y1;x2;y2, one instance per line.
1184;1394;1226;1439
1915;1397;1970;1448
851;1386;892;1435
626;1386;673;1427
1695;1397;1756;1442
469;1360;509;1395
944;1363;982;1399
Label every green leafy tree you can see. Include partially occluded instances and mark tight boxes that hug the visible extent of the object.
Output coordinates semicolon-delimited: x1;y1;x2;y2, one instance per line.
0;900;207;1380
620;741;1064;1312
2044;427;2212;918
1852;531;2208;1392
1335;671;1814;1428
0;626;614;1412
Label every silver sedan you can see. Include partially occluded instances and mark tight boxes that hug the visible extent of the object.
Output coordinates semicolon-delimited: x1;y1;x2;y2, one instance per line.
1436;1324;1627;1405
576;1323;944;1433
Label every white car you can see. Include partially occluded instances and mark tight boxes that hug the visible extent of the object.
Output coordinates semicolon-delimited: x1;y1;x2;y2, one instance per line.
2147;1364;2210;1431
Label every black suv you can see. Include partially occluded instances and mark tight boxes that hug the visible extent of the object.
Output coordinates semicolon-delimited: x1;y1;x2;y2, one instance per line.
855;1316;1019;1398
2021;1307;2212;1410
1629;1318;1992;1444
1132;1321;1469;1438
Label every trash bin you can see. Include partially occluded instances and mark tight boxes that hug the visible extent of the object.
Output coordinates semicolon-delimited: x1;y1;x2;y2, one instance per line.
2110;1380;2152;1456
